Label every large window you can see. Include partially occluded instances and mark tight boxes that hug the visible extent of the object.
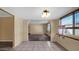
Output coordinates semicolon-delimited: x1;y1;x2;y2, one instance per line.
61;15;73;25
59;9;79;35
75;11;79;25
59;14;73;35
75;11;79;35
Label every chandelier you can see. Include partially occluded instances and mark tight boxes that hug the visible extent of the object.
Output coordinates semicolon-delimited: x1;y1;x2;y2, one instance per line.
42;9;50;18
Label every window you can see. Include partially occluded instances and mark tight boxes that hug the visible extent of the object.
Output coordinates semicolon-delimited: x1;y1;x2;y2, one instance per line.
60;14;73;35
59;9;79;35
75;11;79;35
75;29;79;35
61;15;73;25
75;11;79;25
47;23;51;33
58;29;63;34
63;29;73;35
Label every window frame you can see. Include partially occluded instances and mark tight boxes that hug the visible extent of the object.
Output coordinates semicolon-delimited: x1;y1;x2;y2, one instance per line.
59;8;79;35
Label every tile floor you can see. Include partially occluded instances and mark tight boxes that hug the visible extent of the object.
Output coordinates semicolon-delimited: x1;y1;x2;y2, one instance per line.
0;41;66;51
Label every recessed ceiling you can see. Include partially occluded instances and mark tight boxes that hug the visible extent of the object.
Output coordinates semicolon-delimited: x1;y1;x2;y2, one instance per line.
1;7;78;20
30;20;49;24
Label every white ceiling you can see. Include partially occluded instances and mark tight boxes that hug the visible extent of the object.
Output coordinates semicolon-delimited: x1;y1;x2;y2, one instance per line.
1;7;79;20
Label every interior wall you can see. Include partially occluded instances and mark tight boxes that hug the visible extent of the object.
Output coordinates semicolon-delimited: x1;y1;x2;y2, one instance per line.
54;19;79;50
29;24;47;34
51;20;59;42
56;35;79;50
0;8;24;47
23;20;29;41
43;24;48;33
0;17;14;41
14;16;24;47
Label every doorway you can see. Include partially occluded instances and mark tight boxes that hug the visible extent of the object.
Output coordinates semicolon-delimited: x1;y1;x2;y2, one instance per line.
28;21;51;41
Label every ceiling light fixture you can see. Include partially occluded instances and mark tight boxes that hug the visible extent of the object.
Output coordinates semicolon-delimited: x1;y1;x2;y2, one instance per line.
42;9;50;18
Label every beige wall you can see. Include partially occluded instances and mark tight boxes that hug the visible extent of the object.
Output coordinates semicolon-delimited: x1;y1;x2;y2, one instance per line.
52;19;79;50
23;20;29;41
14;16;24;47
55;35;79;50
0;17;14;42
0;15;24;47
43;24;48;33
29;24;47;34
51;20;59;42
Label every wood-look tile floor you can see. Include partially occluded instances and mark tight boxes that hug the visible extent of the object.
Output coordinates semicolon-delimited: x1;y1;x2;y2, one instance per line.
0;41;66;51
